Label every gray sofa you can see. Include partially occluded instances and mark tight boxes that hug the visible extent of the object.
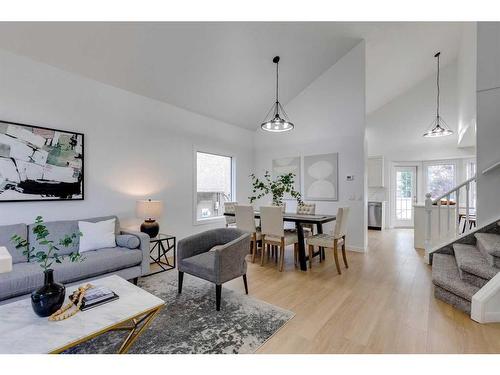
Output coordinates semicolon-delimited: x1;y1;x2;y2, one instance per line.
0;215;150;305
177;228;250;311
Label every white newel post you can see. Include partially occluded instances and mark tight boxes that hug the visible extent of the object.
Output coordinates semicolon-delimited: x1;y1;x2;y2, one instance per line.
424;193;433;264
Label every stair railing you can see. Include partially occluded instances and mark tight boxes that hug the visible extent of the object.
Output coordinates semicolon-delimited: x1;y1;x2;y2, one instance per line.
424;175;477;260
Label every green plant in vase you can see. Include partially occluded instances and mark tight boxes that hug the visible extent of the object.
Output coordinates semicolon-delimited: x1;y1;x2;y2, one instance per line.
11;216;84;317
249;170;303;207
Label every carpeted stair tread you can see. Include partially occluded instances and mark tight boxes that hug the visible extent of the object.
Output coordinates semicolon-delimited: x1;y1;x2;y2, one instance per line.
475;233;500;257
453;243;499;280
432;254;480;302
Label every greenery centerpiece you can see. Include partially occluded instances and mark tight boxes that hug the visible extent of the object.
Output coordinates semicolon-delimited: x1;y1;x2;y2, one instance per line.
11;216;83;317
249;171;303;206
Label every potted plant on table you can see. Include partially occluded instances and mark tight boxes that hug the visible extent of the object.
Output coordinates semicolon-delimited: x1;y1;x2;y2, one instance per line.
249;170;303;208
11;216;83;317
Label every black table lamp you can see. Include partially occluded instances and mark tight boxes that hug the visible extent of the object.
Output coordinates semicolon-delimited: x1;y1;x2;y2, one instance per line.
136;199;163;238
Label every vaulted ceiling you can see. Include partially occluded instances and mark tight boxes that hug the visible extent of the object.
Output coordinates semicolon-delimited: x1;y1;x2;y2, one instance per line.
0;22;464;130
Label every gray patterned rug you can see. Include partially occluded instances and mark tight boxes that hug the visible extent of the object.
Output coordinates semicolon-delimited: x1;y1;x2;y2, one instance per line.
65;271;294;354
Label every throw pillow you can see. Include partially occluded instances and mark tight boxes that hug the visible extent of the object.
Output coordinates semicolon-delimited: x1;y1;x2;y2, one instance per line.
78;219;116;253
116;234;140;249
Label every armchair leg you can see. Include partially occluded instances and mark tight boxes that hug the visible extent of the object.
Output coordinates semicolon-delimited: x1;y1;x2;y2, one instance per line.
216;284;222;311
131;277;138;285
178;271;184;294
243;274;248;294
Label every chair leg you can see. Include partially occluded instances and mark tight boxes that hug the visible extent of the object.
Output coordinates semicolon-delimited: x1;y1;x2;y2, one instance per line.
333;239;341;275
342;235;348;268
251;234;257;263
243;274;248;294
178;271;184;294
216;284;222;311
131;277;138;285
261;242;266;266
308;244;314;269
294;243;298;267
279;239;285;272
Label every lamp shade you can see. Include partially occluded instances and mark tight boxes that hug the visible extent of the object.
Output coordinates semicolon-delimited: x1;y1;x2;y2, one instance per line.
0;246;12;274
136;199;163;220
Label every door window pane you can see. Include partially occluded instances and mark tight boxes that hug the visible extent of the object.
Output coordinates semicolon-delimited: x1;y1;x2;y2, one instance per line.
396;171;413;220
426;164;455;200
196;152;233;220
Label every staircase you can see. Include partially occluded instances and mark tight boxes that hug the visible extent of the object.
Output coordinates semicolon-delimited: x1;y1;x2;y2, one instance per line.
430;220;500;318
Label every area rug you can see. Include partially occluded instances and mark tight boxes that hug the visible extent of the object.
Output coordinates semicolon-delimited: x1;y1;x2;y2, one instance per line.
65;271;294;354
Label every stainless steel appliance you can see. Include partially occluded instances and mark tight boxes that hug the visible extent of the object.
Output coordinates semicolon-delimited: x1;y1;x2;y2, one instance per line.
368;201;383;230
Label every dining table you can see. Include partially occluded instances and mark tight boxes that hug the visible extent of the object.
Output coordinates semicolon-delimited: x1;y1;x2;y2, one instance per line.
224;211;336;271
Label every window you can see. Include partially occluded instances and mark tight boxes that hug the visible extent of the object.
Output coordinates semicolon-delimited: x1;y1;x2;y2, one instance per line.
425;162;456;200
466;159;477;209
195;151;233;222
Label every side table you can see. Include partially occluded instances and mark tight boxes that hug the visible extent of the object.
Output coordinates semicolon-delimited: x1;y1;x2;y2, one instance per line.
144;233;176;276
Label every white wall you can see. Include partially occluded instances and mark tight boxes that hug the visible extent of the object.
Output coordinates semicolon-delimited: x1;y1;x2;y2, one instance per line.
0;49;254;240
476;22;500;226
367;61;476;228
253;42;367;251
457;23;477;148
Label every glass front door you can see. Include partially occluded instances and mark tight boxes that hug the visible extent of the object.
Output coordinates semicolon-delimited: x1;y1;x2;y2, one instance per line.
393;166;417;227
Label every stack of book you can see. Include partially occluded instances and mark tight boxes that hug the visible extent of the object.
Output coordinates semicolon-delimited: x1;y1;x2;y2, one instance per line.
72;285;119;311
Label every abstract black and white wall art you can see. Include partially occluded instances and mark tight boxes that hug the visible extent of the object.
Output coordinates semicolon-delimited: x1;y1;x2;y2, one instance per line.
272;156;301;198
303;153;338;201
0;120;84;202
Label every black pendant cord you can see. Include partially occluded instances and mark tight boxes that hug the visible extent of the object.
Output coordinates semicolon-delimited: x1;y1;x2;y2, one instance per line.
275;59;280;116
435;52;440;120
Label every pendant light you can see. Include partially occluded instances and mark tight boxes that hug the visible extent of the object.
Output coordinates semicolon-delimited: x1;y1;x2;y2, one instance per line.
261;56;294;132
423;52;453;138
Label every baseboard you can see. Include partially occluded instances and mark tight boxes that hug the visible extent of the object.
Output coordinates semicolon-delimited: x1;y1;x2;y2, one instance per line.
347;245;366;253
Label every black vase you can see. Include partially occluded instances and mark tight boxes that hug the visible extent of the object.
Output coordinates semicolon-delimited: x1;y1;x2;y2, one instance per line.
31;269;66;317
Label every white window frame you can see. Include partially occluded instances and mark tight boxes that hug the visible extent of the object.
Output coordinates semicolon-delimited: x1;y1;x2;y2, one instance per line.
422;159;458;200
193;148;236;226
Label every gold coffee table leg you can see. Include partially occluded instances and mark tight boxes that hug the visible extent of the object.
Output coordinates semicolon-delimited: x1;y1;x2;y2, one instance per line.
112;306;163;354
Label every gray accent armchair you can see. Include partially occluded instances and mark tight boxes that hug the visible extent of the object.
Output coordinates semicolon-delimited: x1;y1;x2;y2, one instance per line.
177;228;250;311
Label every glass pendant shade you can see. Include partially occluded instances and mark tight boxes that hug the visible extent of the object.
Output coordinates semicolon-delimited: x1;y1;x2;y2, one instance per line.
423;52;453;138
261;56;294;133
423;116;454;137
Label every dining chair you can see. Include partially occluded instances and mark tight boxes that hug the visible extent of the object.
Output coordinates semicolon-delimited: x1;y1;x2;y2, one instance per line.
306;207;350;274
260;206;299;272
224;202;238;227
235;204;261;263
297;202;316;235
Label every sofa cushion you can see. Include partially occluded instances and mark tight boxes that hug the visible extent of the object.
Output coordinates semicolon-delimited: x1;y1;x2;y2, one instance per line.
27;215;120;257
0;246;142;301
180;252;216;283
51;247;142;284
0;223;28;263
116;234;140;249
0;262;43;300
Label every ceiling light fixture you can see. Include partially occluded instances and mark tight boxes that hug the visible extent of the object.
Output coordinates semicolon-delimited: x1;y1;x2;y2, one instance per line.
423;52;453;138
260;56;294;133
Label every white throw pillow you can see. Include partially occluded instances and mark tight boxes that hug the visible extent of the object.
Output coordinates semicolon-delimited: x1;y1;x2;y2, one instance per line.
78;219;116;253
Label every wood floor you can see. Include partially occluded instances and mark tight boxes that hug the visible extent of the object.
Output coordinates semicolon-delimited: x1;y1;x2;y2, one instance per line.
224;229;500;353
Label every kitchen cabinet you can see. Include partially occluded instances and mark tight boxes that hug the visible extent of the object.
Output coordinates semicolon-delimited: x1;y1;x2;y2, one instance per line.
368;157;384;187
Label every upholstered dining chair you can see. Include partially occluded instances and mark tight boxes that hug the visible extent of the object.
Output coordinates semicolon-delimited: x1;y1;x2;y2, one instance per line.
306;207;350;274
297;202;316;235
235;204;261;263
260;206;299;272
224;201;238;227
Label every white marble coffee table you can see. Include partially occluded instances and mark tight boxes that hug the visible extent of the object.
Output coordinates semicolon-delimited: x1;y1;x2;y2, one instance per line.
0;275;164;354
